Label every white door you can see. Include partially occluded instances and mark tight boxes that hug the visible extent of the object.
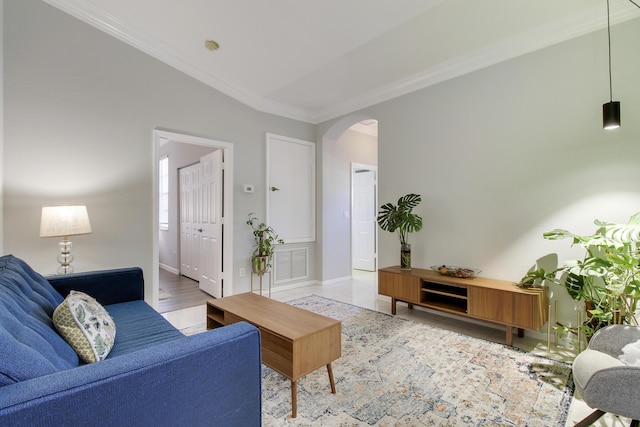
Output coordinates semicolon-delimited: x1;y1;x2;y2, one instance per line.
179;163;202;281
352;166;377;271
266;133;315;243
198;150;223;298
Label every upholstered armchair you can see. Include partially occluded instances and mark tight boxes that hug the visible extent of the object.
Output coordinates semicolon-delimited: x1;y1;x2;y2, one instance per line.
572;325;640;427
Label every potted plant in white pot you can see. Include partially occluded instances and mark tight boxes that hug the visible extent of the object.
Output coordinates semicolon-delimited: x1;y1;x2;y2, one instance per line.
377;193;423;270
246;213;284;274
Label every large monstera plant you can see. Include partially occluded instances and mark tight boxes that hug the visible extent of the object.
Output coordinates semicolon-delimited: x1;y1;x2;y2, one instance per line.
521;213;640;340
377;193;423;270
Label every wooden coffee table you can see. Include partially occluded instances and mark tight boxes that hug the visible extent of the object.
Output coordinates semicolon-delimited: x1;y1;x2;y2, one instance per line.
206;293;341;418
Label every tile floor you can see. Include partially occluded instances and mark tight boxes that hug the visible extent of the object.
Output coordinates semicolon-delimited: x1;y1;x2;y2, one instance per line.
161;270;632;427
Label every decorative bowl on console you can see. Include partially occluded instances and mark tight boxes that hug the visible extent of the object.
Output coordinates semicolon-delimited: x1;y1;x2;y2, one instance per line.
431;265;481;278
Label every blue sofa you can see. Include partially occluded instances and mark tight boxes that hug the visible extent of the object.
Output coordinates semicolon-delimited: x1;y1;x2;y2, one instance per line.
0;255;262;426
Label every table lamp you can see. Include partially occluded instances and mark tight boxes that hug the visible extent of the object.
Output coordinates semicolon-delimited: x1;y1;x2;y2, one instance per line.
39;205;92;274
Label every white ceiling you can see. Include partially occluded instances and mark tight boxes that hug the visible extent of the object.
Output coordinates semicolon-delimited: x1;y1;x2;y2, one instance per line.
43;0;640;124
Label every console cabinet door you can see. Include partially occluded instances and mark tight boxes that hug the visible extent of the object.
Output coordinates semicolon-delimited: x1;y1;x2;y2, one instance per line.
378;271;420;303
468;287;513;324
512;292;545;330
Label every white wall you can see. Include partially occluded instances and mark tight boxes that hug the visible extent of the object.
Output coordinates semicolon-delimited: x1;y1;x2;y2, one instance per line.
2;0;315;299
319;17;640;330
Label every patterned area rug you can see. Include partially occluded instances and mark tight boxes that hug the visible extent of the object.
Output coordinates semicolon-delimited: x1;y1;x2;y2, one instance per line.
262;295;574;426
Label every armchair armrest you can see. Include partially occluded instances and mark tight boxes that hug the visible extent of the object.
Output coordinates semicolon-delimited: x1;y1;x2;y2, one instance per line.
581;365;640;421
0;322;262;427
588;324;640;357
47;267;144;305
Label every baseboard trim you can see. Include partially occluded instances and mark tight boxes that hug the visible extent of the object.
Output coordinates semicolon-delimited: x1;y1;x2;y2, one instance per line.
321;275;353;286
269;280;319;294
268;275;364;291
159;264;179;275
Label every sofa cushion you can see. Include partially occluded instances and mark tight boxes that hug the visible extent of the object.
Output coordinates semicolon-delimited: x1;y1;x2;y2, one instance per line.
0;255;79;386
105;300;184;358
53;291;116;363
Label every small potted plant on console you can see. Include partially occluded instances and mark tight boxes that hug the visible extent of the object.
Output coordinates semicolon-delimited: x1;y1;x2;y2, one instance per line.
377;193;423;270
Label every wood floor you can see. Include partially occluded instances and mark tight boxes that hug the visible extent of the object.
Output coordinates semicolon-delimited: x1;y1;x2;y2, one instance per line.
157;269;213;313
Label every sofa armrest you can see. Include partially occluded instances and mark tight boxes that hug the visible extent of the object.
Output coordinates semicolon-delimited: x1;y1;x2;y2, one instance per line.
0;322;262;427
47;267;144;305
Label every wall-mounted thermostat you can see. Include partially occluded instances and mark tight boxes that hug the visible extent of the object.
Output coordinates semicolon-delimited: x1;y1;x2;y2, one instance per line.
243;184;255;193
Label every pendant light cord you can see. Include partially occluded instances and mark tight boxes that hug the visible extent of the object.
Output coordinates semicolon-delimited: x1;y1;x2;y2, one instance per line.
607;0;613;102
609;0;640;101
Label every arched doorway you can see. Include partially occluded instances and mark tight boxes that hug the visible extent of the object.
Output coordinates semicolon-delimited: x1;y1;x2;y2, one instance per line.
320;115;378;284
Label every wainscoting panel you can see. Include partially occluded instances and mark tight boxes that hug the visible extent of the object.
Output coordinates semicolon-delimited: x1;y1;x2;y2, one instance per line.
274;248;308;284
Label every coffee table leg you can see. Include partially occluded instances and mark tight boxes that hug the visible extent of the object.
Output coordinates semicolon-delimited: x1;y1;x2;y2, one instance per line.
291;380;297;418
327;363;336;394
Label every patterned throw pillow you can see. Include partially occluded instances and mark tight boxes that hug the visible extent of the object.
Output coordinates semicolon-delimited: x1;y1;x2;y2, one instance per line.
53;291;116;363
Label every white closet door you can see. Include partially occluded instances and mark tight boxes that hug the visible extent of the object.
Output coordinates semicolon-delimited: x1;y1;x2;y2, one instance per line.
179;163;201;281
266;133;315;243
198;150;223;298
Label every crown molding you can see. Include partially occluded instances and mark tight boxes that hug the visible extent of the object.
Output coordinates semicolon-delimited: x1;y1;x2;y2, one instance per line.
41;0;315;122
312;4;640;123
42;0;640;125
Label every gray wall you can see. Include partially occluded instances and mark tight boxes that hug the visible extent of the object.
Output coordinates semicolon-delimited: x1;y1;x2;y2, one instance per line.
2;0;315;300
319;17;640;327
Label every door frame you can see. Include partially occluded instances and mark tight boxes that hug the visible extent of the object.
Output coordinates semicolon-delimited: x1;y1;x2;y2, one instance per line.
152;129;234;308
351;162;378;271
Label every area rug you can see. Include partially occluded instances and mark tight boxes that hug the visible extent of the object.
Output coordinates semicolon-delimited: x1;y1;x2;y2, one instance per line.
262;295;574;427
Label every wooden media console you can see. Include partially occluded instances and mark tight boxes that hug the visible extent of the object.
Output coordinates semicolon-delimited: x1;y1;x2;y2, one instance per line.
378;266;548;346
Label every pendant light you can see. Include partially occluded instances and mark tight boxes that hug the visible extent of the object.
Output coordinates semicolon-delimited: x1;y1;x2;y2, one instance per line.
603;0;640;130
603;0;620;130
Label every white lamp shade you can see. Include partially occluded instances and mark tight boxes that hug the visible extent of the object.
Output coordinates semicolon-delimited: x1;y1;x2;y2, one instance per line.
40;206;92;238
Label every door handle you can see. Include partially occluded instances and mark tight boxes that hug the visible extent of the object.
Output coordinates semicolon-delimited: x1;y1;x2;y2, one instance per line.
271;186;280;191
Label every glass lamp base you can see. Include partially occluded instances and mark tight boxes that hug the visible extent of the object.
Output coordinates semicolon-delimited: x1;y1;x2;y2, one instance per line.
56;239;74;275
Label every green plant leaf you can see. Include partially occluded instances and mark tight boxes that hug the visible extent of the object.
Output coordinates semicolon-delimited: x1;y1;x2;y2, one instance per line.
247;213;283;258
396;193;421;212
541;212;640;336
564;273;583;300
377;193;423;246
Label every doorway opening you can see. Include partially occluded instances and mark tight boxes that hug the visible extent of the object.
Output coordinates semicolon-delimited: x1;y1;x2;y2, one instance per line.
352;163;377;272
152;129;234;310
177;150;224;298
321;116;378;284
